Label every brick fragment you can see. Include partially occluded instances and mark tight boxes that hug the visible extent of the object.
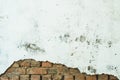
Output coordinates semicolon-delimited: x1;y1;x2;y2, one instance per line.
98;74;108;80
86;75;97;80
6;68;25;76
48;68;57;74
31;60;40;67
11;62;19;67
64;75;74;80
31;75;40;80
0;76;9;80
42;61;52;67
53;64;63;67
19;60;31;67
75;73;85;80
9;75;19;80
109;75;119;80
27;68;47;74
20;75;29;80
57;66;69;75
42;75;52;80
52;75;63;80
69;68;80;74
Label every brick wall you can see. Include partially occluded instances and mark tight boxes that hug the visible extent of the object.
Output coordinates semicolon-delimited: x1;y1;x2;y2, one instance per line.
0;59;118;80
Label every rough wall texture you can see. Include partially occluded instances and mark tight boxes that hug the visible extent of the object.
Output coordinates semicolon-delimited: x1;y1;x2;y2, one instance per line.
0;59;118;80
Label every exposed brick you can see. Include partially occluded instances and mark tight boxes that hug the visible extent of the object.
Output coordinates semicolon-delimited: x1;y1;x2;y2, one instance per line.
15;68;26;75
53;64;63;67
48;68;57;74
27;68;47;74
69;68;80;74
31;75;40;80
98;74;108;80
19;60;31;67
11;62;19;67
9;75;19;80
31;60;40;67
52;75;63;80
42;61;52;67
0;59;119;80
57;66;69;75
6;68;25;76
64;75;74;80
42;75;52;80
75;73;85;80
109;75;119;80
0;76;9;80
86;75;97;80
20;75;29;80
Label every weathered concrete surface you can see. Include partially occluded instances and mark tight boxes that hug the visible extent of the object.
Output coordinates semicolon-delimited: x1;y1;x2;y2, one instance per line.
0;0;120;79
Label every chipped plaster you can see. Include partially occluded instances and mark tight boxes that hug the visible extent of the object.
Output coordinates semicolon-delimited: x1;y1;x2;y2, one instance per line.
0;0;120;79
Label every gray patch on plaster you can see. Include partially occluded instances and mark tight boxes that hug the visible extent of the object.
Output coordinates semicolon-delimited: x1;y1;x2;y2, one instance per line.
18;42;45;53
86;41;90;45
59;33;71;43
95;39;102;44
88;66;96;73
107;41;112;48
114;53;117;56
0;16;8;22
106;65;118;73
89;59;95;63
80;35;86;42
75;35;86;42
71;53;74;56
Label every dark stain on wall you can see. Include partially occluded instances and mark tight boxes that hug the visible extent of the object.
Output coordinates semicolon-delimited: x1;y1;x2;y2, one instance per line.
18;42;45;53
59;33;71;43
107;41;112;48
106;65;118;71
75;35;86;42
88;66;96;73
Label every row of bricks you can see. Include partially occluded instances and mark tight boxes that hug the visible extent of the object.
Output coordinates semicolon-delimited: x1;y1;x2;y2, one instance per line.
0;74;118;80
6;67;80;75
12;60;53;68
0;59;118;80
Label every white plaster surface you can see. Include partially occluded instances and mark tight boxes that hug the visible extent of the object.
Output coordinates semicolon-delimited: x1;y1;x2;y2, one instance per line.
0;0;120;79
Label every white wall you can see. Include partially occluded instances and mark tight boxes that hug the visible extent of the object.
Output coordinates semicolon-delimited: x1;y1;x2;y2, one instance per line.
0;0;120;79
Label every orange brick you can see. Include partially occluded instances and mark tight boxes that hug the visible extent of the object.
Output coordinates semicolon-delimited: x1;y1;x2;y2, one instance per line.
19;60;31;67
64;75;74;80
52;75;63;80
86;75;97;80
27;68;47;74
98;74;108;80
6;68;25;75
31;60;40;67
11;62;19;67
57;66;69;75
20;75;29;80
9;75;19;80
75;74;85;80
48;68;57;74
0;76;9;80
42;61;52;67
15;68;26;75
31;75;40;80
42;75;52;80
